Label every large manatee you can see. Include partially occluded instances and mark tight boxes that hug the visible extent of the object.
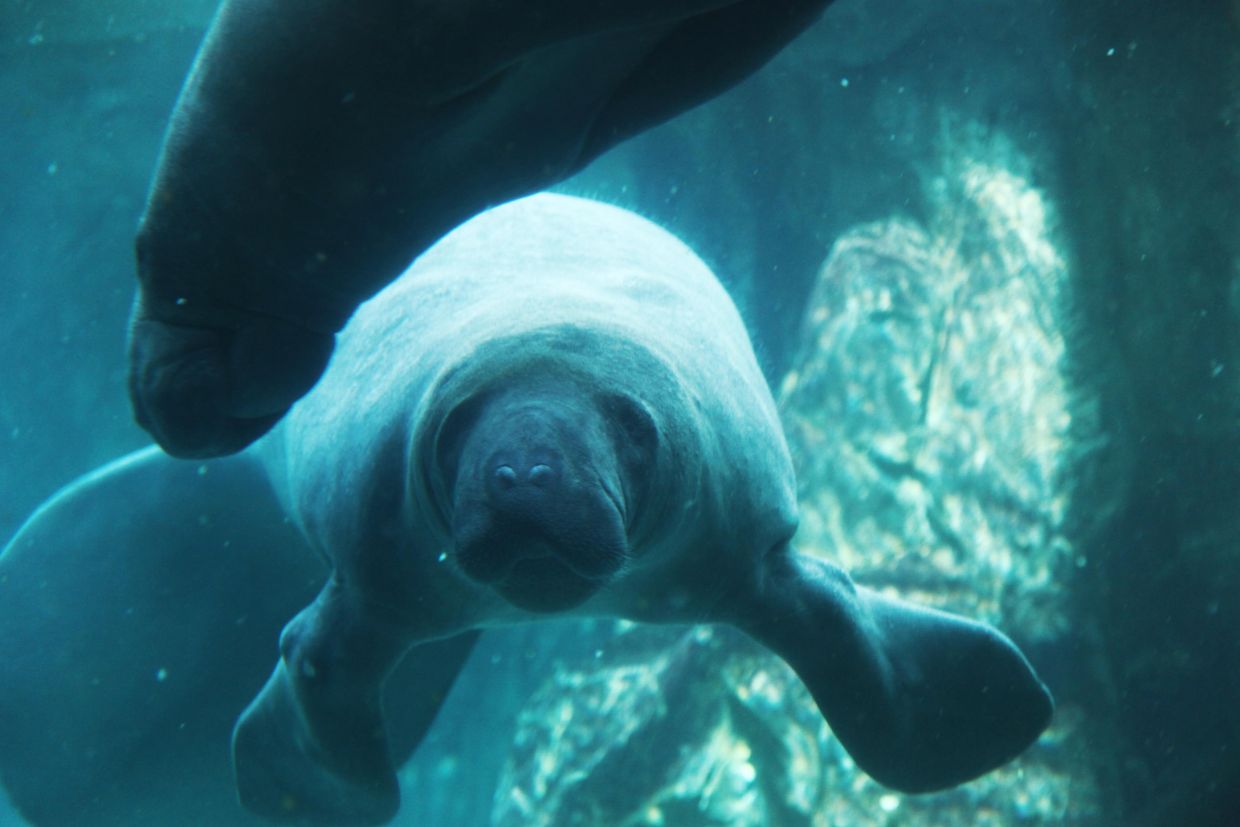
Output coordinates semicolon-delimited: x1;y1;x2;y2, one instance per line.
130;0;834;458
2;195;1051;826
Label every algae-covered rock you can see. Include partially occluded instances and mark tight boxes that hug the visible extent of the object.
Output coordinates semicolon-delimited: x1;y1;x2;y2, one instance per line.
492;627;833;827
780;137;1078;638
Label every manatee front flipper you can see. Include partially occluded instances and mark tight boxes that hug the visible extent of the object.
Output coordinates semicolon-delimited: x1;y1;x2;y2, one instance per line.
233;582;479;825
0;447;325;826
128;298;336;458
733;548;1053;792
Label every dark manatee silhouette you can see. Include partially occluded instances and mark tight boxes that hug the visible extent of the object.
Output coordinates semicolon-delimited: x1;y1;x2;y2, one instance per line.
129;0;834;458
1;195;1052;826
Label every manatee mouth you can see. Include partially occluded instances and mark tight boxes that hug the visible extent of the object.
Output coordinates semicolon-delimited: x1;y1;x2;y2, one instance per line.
456;522;623;580
494;556;603;613
453;518;624;613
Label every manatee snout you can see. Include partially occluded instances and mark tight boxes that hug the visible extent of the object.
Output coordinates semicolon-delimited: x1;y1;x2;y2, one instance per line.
454;448;627;584
451;487;627;612
442;387;631;610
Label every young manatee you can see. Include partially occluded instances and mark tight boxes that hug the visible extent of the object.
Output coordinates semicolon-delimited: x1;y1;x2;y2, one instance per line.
5;194;1051;826
129;0;833;458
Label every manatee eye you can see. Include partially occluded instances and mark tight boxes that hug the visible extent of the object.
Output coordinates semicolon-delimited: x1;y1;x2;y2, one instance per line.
434;393;489;490
600;393;658;472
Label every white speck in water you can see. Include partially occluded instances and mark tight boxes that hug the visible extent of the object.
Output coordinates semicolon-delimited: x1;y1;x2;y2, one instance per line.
879;794;900;812
437;551;448;563
1106;47;1116;57
156;667;168;682
197;464;209;476
839;77;850;88
175;297;188;306
1210;361;1224;378
46;162;58;175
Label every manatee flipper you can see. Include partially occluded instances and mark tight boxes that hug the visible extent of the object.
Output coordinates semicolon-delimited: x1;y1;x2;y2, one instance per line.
127;301;337;458
734;548;1053;793
233;583;479;825
384;631;483;766
0;446;325;826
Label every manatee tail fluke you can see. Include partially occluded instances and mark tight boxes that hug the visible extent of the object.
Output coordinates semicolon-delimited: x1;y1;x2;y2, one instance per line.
736;549;1053;793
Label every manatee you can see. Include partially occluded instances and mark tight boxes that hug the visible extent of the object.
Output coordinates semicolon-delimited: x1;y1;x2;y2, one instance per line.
2;195;1051;826
130;0;833;459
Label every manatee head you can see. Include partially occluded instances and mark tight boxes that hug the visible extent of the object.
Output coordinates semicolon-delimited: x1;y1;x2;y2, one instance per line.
429;370;658;613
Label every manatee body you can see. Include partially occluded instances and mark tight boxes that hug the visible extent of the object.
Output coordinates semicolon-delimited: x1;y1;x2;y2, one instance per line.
129;0;833;458
2;195;1051;826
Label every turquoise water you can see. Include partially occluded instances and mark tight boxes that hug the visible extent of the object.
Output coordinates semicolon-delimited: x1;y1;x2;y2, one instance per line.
2;2;1236;825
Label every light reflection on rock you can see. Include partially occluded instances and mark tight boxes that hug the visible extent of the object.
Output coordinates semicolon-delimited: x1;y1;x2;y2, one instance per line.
782;126;1078;642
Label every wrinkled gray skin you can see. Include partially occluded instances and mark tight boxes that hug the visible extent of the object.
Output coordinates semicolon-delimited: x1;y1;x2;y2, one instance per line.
129;0;833;458
1;195;1052;826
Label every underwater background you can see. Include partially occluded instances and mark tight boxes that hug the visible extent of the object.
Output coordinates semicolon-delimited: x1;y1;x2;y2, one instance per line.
1;0;1237;825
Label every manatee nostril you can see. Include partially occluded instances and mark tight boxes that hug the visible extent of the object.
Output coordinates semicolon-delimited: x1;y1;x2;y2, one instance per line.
528;464;555;487
494;465;518;489
487;459;559;498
